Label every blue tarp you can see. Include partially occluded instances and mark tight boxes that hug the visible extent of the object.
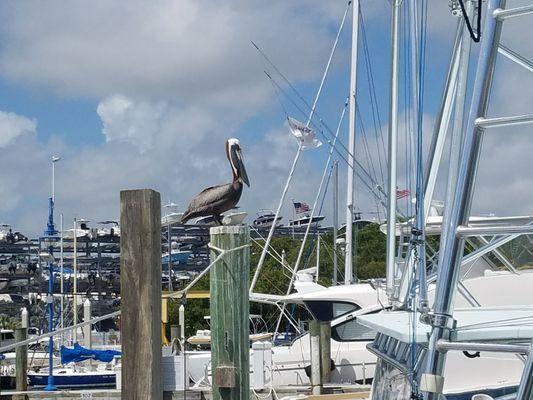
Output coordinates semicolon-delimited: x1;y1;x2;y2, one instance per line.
61;343;121;364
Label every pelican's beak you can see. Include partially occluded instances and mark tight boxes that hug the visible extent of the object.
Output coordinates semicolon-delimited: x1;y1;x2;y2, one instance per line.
232;146;250;187
237;148;250;187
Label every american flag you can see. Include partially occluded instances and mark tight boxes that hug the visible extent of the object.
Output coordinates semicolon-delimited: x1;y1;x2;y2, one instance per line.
293;201;311;214
396;188;410;199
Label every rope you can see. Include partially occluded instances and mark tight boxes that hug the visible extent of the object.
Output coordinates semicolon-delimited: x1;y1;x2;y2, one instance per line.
167;243;251;298
457;0;483;42
359;7;388;184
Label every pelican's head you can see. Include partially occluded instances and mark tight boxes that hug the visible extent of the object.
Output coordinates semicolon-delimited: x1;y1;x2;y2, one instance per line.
226;138;250;187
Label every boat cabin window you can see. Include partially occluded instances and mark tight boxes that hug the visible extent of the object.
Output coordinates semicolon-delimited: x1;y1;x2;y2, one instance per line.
1;331;14;340
331;317;376;342
304;301;360;322
28;327;39;335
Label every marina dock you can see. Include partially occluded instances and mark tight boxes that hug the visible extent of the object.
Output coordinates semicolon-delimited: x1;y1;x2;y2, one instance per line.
0;385;371;400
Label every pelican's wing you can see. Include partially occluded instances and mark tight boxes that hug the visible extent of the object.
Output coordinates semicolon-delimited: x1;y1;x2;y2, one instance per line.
182;183;232;221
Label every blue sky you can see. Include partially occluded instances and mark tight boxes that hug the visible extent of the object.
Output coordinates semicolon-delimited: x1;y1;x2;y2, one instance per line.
0;78;102;147
0;0;531;237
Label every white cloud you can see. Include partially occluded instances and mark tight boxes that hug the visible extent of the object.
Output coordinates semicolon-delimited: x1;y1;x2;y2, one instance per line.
97;95;167;153
0;0;532;237
0;0;340;110
0;110;36;147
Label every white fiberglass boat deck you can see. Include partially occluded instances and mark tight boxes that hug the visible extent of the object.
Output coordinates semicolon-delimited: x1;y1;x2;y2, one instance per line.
358;306;533;344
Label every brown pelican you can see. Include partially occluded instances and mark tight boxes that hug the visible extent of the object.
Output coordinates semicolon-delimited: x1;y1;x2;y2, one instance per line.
181;138;250;225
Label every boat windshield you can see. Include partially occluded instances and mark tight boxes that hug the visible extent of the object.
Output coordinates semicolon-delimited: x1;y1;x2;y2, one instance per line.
304;300;359;322
331;316;376;342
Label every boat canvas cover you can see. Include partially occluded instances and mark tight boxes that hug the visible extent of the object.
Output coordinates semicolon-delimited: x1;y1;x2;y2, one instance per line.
61;343;120;364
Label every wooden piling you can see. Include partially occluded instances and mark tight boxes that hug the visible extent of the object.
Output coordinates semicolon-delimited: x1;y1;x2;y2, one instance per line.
309;320;323;395
210;225;250;400
120;189;162;400
14;327;27;400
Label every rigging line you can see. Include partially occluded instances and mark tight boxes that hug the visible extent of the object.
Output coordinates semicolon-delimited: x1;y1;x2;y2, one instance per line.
250;225;285;262
267;72;290;119
296;103;347;272
275;102;347;336
251;0;351;124
259;41;382;190
457;0;483;43
418;0;428;137
251;2;351;293
356;105;383;216
264;73;386;206
264;70;358;170
263;63;389;205
250;237;285;270
267;73;396;218
357;109;384;218
356;105;379;189
303;163;335;269
359;6;388;183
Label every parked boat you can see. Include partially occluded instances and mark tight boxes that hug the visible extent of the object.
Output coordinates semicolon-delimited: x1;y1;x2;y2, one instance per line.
63;219;92;239
161;250;192;264
289;214;325;228
289;201;325;228
0;224;27;243
28;343;121;388
187;315;272;349
162;202;183;226
252;210;283;229
96;221;120;237
28;367;116;389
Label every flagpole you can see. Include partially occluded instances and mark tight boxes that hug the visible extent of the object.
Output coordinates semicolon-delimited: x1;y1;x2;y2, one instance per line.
345;0;359;285
291;200;295;239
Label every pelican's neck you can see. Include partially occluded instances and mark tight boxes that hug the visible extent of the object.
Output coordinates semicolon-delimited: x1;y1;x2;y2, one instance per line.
226;143;239;182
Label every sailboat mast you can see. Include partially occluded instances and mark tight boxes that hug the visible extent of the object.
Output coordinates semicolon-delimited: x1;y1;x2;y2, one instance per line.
333;160;339;285
385;0;402;299
345;0;359;285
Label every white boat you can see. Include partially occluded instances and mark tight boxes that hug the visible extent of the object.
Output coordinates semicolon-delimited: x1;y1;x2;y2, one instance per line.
288;214;325;228
273;269;533;388
96;221;120;237
63;219;92;239
161;249;192;264
0;224;27;243
252;210;283;229
0;225;11;243
361;306;533;399
162;202;183;226
187;315;272;348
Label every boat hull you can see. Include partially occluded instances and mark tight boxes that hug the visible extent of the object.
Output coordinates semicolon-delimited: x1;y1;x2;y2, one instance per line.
28;371;116;388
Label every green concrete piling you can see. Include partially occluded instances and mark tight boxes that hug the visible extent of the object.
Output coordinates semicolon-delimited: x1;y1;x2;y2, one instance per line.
320;322;332;384
210;225;250;400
